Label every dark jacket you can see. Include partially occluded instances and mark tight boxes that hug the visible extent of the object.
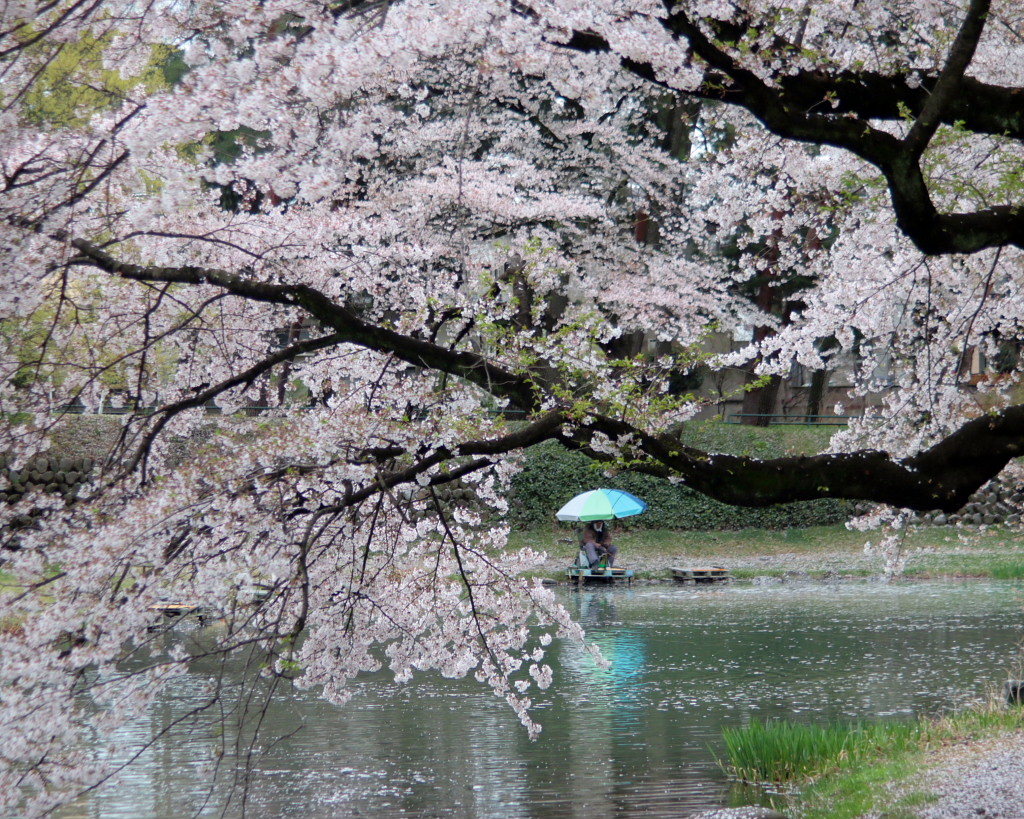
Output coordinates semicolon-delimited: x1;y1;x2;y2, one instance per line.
581;522;612;547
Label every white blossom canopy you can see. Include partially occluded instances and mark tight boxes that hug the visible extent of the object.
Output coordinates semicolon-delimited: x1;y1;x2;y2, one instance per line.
3;0;1024;812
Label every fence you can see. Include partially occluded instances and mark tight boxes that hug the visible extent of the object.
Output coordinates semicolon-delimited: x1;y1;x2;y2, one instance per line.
725;413;855;426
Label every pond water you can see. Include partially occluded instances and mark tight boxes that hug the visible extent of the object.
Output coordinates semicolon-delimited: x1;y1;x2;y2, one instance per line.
63;581;1024;818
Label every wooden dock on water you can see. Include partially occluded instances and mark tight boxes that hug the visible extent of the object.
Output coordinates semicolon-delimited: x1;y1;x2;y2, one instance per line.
566;566;634;584
670;566;732;584
147;601;209;628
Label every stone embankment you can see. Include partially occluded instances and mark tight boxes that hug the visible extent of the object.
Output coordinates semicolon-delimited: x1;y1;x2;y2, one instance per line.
0;454;95;502
1;454;96;531
536;547;893;579
853;478;1024;528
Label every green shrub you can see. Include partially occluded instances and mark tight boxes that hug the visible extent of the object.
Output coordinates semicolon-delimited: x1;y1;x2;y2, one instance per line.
508;422;849;529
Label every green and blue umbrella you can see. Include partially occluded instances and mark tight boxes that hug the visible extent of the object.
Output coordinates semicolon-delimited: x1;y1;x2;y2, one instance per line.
555;488;648;522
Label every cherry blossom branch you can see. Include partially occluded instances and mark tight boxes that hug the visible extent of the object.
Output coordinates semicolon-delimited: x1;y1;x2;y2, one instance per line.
429;485;504;675
68;237;542;411
318;410;566;513
124;330;349;480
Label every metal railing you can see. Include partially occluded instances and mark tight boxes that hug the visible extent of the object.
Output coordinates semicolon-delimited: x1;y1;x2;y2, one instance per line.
725;413;855;426
55;403;279;416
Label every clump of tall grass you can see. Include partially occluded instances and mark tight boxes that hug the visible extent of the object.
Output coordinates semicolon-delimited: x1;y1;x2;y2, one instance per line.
989;559;1024;580
722;719;923;784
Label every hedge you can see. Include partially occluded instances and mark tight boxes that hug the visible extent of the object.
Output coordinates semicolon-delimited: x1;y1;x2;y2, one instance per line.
508;422;849;530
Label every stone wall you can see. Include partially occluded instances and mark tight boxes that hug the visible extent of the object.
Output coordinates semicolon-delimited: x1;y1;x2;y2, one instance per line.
0;455;95;502
853;479;1023;527
912;479;1023;527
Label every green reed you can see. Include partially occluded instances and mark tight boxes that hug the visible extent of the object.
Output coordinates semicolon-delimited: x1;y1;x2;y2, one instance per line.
722;718;923;784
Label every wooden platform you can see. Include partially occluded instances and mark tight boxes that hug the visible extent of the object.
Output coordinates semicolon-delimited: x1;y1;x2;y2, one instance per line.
147;601;209;627
566;566;634;584
670;566;731;583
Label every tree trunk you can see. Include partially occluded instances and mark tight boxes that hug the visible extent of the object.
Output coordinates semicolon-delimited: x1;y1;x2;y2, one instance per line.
741;373;782;425
805;368;831;422
739;275;779;426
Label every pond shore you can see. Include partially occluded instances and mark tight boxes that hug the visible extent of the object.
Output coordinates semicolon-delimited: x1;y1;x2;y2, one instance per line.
514;523;1024;582
521;524;1024;818
794;710;1024;818
912;731;1024;818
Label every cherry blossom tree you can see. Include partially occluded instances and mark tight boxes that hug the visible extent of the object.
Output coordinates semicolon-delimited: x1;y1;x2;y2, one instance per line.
3;0;1024;812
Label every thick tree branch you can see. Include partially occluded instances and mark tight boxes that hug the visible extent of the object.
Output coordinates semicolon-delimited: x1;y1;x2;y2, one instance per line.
568;406;1024;513
559;13;897;163
658;7;898;164
563;34;1024;143
776;72;1024;141
61;238;1024;514
904;0;990;158
68;238;542;412
305;395;1024;517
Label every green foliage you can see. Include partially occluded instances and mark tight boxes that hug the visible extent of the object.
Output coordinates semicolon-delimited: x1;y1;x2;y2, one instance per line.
508;422;847;529
206;126;273;165
158;48;189;86
19;31;178;128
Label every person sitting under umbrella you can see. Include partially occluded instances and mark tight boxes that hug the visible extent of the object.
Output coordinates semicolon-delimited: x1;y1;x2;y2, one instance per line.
581;520;617;568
